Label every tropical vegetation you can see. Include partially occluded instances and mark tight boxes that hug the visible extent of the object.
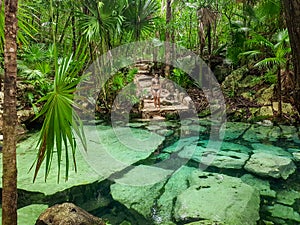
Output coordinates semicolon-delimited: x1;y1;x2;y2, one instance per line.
1;0;300;224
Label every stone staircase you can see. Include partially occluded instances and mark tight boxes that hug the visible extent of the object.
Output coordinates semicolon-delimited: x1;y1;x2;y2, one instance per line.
133;62;193;119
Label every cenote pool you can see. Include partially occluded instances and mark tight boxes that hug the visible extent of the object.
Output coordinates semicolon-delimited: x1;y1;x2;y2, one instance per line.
1;118;300;225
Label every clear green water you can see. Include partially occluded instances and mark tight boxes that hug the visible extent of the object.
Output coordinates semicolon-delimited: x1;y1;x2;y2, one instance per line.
2;119;300;225
91;119;300;225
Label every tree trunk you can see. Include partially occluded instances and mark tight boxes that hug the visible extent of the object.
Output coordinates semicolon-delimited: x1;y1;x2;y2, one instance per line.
277;66;282;118
71;9;76;53
282;0;300;113
0;0;2;92
165;0;172;76
2;0;18;225
207;23;212;56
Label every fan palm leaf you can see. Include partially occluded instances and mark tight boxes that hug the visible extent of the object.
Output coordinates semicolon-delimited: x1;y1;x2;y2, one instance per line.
77;0;124;51
32;42;88;182
122;0;159;40
0;2;37;54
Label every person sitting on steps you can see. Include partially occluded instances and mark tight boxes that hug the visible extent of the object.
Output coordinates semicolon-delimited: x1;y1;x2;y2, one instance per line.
151;74;161;108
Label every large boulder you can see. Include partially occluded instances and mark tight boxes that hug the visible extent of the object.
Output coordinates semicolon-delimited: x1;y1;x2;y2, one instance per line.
35;202;105;225
244;152;296;179
174;171;260;225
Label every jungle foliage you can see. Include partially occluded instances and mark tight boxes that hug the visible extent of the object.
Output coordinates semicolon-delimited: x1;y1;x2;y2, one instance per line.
1;0;300;181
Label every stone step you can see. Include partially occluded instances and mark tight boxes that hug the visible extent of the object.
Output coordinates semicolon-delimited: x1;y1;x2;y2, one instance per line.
141;103;189;112
135;64;149;70
137;70;149;74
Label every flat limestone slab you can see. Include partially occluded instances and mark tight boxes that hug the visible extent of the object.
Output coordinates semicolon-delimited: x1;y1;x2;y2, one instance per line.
174;171;260;225
244;152;296;179
0;125;164;196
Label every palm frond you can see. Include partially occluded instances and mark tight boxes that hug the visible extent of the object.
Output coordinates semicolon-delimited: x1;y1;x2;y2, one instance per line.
122;0;159;40
32;42;88;182
239;50;262;60
254;57;281;68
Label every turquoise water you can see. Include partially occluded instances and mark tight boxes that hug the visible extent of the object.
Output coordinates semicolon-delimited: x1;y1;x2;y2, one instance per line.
91;119;300;225
1;119;300;225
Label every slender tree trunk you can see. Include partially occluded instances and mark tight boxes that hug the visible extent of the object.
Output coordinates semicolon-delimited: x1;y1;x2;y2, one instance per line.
58;12;71;44
165;0;172;76
71;12;76;53
282;0;300;113
0;0;2;92
277;66;282;117
207;24;212;56
2;0;18;224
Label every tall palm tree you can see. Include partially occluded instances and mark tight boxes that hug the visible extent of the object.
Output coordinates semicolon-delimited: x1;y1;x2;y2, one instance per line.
242;30;291;117
77;0;124;56
2;0;18;224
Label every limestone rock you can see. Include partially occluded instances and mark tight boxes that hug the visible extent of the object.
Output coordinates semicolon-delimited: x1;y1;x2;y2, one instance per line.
273;102;297;116
244;152;296;179
157;166;196;222
241;174;276;198
17;108;35;123
222;122;250;141
276;189;300;206
222;65;248;95
256;86;274;105
292;152;300;162
243;125;281;142
35;202;105;225
110;165;172;219
266;204;300;223
251;143;292;158
185;221;226;225
193;150;249;169
174;171;260;225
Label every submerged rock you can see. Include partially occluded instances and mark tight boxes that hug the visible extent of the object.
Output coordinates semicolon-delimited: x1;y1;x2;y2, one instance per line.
241;174;276;198
110;165;172;219
0;125;164;196
243;125;281;142
266;204;300;223
244;152;296;179
292;152;300;162
174;171;260;225
35;202;105;225
192;149;249;169
276;189;300;206
251;143;292;157
223;122;250;141
157;166;196;223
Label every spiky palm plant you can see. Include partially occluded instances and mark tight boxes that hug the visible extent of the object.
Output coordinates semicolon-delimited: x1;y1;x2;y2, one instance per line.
241;29;291;117
32;45;88;181
77;0;124;54
122;0;159;41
